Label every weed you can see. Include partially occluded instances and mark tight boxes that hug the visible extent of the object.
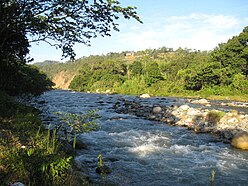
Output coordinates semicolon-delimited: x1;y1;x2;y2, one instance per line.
206;110;225;125
55;109;100;149
0;94;74;185
209;169;216;186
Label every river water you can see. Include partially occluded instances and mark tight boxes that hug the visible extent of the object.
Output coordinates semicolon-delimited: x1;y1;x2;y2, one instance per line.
34;90;248;186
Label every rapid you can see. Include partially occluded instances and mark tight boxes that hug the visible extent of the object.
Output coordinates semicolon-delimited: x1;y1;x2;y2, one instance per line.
33;90;248;186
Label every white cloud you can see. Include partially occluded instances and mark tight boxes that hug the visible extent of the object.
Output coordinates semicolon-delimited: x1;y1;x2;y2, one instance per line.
116;13;245;51
29;13;247;62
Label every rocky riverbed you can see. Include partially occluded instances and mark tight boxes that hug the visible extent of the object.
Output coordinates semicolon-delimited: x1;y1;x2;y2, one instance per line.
31;90;248;185
113;98;248;150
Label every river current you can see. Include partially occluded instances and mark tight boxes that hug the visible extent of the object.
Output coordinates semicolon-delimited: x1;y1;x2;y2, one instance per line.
33;90;248;186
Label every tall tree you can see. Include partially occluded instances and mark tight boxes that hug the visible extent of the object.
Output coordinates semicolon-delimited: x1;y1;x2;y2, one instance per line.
0;0;141;94
0;0;142;63
212;26;248;77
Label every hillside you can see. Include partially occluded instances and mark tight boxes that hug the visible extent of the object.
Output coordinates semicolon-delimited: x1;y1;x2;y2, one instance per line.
35;27;248;100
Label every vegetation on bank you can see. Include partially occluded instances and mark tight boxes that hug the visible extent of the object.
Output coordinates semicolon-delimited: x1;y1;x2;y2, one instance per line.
0;1;143;185
37;26;248;101
0;91;72;185
0;91;102;185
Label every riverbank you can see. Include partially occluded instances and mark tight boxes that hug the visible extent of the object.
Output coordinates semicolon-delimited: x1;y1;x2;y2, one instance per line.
68;88;248;102
0;91;90;186
114;97;248;150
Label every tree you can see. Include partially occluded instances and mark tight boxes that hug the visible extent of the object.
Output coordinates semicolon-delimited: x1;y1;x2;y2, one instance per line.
0;0;142;95
211;26;248;77
130;61;143;76
0;0;142;63
145;62;163;86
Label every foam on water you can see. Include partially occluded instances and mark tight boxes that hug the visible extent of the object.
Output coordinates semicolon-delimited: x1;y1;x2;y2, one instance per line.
35;90;248;186
129;144;164;157
169;144;192;154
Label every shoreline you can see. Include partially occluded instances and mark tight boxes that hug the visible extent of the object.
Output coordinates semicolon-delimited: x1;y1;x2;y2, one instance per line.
113;97;248;150
56;88;248;102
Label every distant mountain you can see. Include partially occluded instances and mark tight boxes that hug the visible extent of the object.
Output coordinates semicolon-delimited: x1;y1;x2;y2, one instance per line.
33;60;60;66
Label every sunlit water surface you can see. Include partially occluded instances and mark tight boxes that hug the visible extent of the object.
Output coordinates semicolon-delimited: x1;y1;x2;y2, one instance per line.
34;90;248;186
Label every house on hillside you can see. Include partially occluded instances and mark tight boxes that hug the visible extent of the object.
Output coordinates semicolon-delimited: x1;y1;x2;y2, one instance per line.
125;52;135;58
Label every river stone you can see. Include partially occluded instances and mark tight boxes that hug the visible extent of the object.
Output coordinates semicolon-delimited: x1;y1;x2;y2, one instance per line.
231;131;248;150
191;98;210;104
140;93;150;98
96;165;111;174
152;106;162;114
179;105;190;111
228;117;239;123
187;108;200;116
185;118;193;124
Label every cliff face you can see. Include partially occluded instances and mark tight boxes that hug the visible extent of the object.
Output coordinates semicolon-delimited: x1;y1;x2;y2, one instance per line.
52;71;75;89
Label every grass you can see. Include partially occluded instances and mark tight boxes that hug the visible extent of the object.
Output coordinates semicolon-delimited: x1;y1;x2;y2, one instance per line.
0;91;81;186
206;111;225;125
205;95;248;102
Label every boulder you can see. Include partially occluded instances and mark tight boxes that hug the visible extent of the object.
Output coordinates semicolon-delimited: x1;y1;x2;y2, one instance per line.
191;99;210;105
140;93;150;98
231;131;248;150
187;108;201;116
152;106;162;114
178;105;190;111
96;165;111;174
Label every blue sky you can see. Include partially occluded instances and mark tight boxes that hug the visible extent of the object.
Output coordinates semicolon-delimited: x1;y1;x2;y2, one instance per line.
29;0;248;62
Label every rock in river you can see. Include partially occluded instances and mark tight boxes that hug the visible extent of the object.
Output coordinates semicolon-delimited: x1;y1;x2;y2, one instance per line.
96;165;111;174
152;106;162;114
140;93;150;98
231;131;248;150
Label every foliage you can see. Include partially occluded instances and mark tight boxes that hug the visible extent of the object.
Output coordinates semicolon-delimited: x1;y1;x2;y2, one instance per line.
96;154;110;183
145;62;164;86
185;62;223;90
38;26;248;99
232;73;248;93
0;64;54;96
206;111;225;125
212;26;248;77
0;94;74;185
56;110;99;149
1;0;142;61
97;154;104;169
116;76;147;95
0;0;141;96
209;170;216;186
57;110;100;134
130;61;143;76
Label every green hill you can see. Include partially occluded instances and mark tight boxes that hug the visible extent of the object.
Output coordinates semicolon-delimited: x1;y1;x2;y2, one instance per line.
36;27;248;100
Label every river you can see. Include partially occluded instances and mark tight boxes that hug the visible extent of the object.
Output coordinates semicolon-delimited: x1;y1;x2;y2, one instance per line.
33;90;248;186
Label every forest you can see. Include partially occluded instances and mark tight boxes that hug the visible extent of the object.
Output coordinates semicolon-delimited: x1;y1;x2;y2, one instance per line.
37;26;248;100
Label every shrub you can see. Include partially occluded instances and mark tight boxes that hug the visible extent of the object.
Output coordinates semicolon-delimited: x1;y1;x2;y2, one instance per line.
206;110;225;125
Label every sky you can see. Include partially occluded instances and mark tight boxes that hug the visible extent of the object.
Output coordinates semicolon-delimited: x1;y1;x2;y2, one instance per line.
29;0;248;62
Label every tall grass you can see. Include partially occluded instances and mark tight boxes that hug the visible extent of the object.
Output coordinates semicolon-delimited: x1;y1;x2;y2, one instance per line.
0;91;75;185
